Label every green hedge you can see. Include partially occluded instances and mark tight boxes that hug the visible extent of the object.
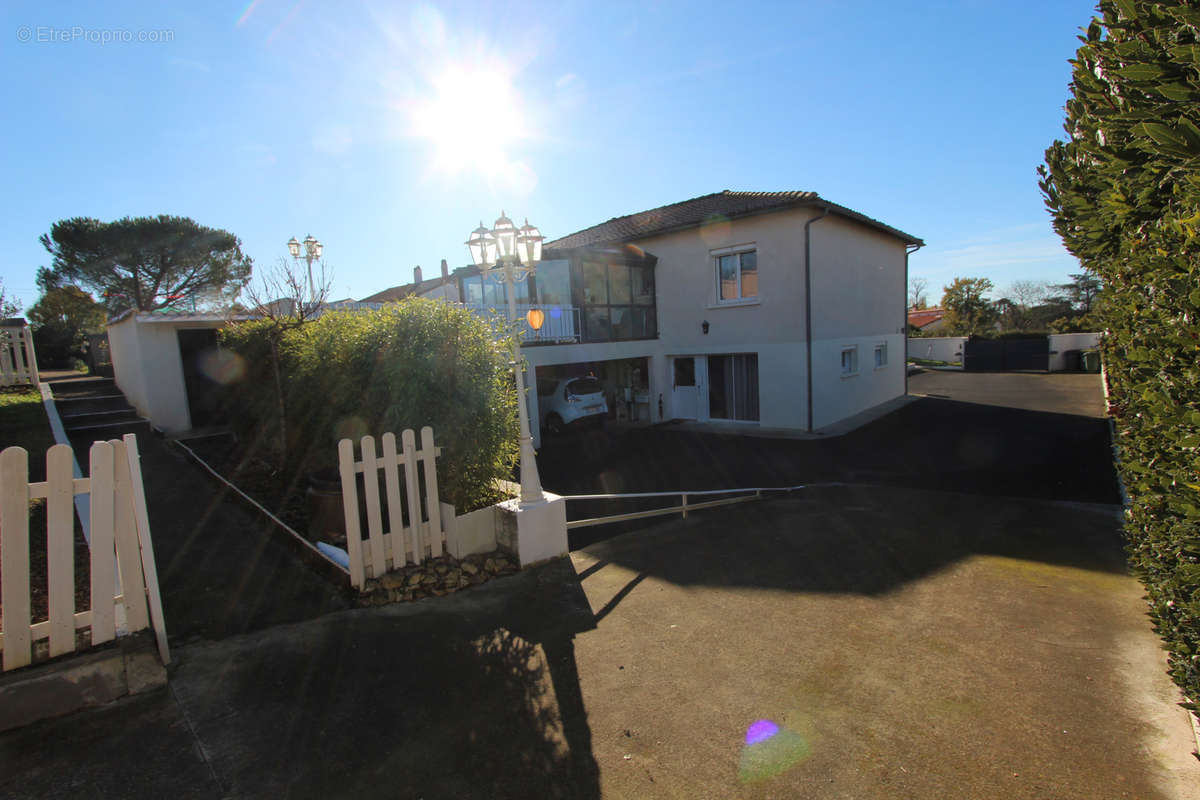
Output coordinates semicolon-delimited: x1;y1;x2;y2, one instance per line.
1040;0;1200;710
219;299;518;511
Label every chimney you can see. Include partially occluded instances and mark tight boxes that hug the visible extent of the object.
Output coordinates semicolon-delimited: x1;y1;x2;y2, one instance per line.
413;265;422;284
441;259;449;281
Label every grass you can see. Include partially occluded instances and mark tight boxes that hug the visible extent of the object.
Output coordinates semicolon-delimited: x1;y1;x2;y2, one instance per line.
0;386;56;480
908;357;955;367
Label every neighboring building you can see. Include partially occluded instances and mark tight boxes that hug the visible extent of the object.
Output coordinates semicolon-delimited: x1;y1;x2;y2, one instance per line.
907;306;945;333
455;190;922;445
360;260;459;304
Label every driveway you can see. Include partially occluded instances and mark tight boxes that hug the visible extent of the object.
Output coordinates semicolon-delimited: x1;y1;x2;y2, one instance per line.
537;372;1120;548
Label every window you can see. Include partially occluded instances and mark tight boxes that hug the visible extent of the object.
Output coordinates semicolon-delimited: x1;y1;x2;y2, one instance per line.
573;259;657;342
874;343;887;368
715;248;757;302
841;346;859;377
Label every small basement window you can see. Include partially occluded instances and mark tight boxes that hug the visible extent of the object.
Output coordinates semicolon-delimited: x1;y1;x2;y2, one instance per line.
841;346;859;377
874;343;887;368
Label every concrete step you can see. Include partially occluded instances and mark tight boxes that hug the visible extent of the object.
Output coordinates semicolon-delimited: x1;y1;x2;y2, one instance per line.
57;396;135;415
61;408;142;429
49;377;116;397
65;418;152;441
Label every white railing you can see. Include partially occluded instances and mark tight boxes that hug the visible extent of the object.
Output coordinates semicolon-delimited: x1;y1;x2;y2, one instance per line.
561;485;811;530
464;303;580;343
0;436;169;672
0;325;39;387
338;427;451;589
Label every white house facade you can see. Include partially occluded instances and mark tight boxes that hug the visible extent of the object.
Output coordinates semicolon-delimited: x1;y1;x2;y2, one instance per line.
457;191;922;446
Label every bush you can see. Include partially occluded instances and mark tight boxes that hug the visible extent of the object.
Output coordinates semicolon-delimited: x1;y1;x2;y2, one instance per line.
220;299;518;511
1040;0;1200;710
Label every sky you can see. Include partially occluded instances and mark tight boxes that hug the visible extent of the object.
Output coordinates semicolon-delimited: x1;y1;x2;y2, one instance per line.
0;0;1098;312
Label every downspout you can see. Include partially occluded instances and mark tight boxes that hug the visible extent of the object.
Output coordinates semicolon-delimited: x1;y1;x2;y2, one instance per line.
904;242;923;397
804;206;830;432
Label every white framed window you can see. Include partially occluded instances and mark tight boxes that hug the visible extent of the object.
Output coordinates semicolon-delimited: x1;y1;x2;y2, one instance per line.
841;346;859;377
874;343;887;369
713;246;758;303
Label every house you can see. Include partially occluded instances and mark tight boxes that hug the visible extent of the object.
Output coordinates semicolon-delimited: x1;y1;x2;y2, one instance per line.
454;190;922;445
907;306;945;333
360;260;459;304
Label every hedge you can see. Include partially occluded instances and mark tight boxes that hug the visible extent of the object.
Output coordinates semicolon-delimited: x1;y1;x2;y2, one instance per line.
219;299;519;512
1040;0;1200;709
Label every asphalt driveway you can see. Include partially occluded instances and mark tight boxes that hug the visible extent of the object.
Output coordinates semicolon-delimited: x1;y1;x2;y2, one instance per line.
538;371;1120;548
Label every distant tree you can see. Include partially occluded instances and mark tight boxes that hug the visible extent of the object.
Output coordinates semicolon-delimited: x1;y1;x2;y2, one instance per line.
995;279;1059;331
0;278;21;318
39;215;252;315
908;277;929;309
27;268;106;368
1054;272;1102;314
940;277;996;335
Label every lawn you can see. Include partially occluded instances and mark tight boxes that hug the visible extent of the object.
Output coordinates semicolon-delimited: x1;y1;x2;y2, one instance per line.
0;386;55;480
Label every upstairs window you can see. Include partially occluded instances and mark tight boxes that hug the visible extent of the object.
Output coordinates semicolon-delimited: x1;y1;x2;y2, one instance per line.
715;247;757;302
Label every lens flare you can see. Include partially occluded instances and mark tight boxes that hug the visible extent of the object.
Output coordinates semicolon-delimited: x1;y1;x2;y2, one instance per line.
198;349;246;385
738;718;811;783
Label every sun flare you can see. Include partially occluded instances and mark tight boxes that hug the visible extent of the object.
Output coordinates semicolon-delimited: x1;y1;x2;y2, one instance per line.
410;65;524;175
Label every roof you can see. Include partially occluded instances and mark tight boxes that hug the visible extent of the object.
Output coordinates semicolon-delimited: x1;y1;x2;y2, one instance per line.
545;190;923;249
360;275;452;304
907;307;945;328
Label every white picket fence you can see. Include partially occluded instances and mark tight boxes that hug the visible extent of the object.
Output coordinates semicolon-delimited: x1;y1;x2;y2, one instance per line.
338;427;448;589
0;324;39;387
0;435;168;672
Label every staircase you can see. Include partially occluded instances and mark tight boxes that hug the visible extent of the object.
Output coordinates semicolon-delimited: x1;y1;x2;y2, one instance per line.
48;376;152;442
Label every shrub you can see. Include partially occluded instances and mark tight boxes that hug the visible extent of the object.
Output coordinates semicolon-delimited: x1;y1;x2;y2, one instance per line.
1040;0;1200;710
220;299;518;511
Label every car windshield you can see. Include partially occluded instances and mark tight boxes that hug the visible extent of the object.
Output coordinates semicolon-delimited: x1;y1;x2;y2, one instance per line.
567;377;603;397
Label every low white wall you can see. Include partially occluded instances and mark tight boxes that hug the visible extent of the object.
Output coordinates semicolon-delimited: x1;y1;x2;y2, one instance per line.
1048;332;1101;371
907;336;966;365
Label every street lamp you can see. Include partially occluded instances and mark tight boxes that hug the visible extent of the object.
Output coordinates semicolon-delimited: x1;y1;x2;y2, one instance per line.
287;234;324;304
466;211;547;506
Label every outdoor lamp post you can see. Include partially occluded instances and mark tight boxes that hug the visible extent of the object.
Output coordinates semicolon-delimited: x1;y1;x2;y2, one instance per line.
287;234;324;304
466;212;547;506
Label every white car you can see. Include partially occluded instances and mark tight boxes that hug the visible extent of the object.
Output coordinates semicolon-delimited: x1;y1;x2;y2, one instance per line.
537;376;608;435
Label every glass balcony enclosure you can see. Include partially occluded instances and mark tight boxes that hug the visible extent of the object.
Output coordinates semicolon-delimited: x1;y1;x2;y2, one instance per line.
458;247;657;345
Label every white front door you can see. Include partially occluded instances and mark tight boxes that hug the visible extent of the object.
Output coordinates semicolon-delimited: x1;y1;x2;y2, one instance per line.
671;357;698;419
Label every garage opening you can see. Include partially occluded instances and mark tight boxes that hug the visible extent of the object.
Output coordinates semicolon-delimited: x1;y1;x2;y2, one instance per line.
534;357;651;435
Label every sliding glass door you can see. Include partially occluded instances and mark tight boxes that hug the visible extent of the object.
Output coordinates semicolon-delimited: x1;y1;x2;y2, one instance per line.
707;354;759;421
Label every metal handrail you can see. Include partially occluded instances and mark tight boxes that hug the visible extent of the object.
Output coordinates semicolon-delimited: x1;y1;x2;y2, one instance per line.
561;485;808;530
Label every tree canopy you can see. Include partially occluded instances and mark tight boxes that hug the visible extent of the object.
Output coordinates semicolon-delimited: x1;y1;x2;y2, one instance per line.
40;215;252;314
1039;0;1200;711
940;276;996;335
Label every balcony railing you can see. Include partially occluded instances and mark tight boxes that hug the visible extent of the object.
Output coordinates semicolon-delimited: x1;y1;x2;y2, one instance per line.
464;303;580;344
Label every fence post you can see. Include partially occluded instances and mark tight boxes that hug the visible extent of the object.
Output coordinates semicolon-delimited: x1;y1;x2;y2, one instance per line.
420;427;442;555
338;438;366;589
123;434;170;666
21;327;39;386
46;445;76;658
1;447;31;670
681;493;688;520
88;442;117;646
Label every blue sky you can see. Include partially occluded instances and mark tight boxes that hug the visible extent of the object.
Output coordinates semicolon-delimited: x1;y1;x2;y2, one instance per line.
1;0;1096;311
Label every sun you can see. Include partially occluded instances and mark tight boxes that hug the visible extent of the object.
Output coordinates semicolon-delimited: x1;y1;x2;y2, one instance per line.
410;64;525;175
